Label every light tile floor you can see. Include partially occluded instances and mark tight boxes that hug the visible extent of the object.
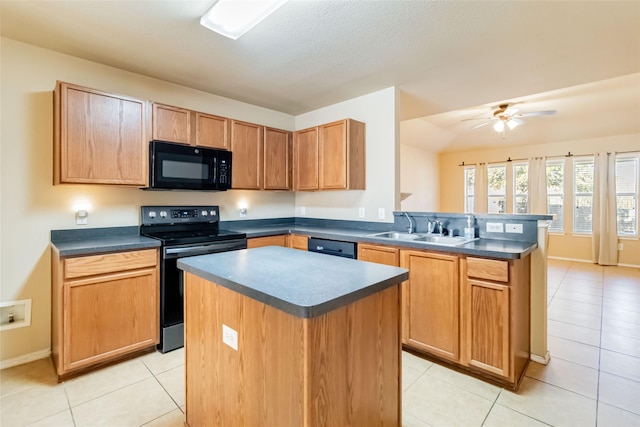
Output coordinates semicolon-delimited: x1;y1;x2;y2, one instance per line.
1;261;639;426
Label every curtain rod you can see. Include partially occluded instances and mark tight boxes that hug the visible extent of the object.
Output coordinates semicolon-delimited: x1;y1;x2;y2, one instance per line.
458;150;640;167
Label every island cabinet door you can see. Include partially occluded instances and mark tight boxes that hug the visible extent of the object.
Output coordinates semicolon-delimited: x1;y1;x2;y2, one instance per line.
400;250;460;362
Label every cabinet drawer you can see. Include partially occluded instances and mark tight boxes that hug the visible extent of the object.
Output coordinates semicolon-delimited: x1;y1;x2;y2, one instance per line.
288;234;308;251
247;235;287;248
64;249;158;279
466;257;509;283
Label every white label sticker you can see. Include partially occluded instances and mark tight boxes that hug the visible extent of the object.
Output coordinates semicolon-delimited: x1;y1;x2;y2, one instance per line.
222;324;238;351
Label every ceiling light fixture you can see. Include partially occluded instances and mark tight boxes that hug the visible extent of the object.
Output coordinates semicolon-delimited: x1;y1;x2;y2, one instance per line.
200;0;287;40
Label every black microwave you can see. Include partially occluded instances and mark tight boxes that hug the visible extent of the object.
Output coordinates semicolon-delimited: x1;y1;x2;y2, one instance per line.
147;140;232;191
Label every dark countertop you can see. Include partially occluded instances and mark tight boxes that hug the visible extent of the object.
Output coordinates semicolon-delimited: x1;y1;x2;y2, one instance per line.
177;246;409;318
227;224;537;260
51;226;160;257
49;219;538;259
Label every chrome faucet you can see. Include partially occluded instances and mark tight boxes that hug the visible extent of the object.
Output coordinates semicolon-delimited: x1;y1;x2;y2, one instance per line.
404;212;415;234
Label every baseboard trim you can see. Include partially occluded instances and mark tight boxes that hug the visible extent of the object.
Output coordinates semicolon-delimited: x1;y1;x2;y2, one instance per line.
1;348;51;370
530;351;551;365
618;262;640;268
547;256;592;263
548;256;640;269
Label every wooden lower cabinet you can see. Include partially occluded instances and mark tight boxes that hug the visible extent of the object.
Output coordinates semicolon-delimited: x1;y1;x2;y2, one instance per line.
462;278;510;377
247;235;288;248
362;244;531;389
287;234;308;250
461;256;531;386
184;273;400;426
358;243;399;266
51;248;159;380
401;250;460;362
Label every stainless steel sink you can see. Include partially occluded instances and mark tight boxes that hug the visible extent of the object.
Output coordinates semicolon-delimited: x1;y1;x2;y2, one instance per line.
367;231;477;246
367;231;423;240
413;235;477;246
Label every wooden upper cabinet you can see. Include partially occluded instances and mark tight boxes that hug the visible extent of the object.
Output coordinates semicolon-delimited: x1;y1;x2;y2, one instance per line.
263;127;291;190
293;127;319;191
152;103;191;145
152;103;230;149
319;119;365;190
231;120;263;189
293;118;365;191
54;81;148;186
195;112;229;149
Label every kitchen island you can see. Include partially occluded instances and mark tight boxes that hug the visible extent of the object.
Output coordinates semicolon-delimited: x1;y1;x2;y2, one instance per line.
177;246;409;427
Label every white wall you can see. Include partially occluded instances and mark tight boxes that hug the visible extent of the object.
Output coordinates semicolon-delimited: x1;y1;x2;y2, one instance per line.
294;87;399;222
0;38;402;365
400;144;439;211
0;37;298;363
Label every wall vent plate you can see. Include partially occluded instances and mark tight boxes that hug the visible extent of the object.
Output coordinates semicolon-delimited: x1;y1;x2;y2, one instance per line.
0;299;32;331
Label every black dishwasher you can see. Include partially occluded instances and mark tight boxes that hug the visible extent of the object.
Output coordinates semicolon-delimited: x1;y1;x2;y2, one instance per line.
307;237;357;259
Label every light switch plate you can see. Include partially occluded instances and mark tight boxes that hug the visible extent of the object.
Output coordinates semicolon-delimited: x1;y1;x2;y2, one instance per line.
222;324;238;351
300;207;306;216
486;222;504;233
358;207;365;218
378;208;385;219
506;223;523;234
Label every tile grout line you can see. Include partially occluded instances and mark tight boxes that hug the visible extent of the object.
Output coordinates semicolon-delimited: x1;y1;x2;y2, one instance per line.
594;264;606;427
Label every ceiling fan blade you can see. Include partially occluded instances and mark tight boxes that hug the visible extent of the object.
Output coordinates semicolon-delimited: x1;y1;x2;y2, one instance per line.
461;116;492;121
471;121;492;129
517;110;557;118
503;107;519;116
509;117;525;126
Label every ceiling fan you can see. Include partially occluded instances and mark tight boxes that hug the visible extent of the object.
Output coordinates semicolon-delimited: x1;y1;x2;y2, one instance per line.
463;103;557;134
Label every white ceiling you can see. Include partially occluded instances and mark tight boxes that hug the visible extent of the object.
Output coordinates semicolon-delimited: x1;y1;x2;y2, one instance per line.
1;1;639;152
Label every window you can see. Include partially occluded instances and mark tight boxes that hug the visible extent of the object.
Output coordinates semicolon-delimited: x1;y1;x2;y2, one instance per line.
573;157;594;234
616;156;639;235
464;167;475;213
513;163;528;214
487;164;507;213
546;160;564;232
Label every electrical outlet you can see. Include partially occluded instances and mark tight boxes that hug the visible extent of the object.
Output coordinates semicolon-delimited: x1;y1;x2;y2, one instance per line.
618;243;624;251
358;207;365;218
75;209;88;225
486;222;504;233
300;206;306;216
222;324;238;351
378;208;385;219
239;207;247;218
506;223;523;234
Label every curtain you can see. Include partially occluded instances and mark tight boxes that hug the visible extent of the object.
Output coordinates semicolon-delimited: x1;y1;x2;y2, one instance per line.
474;163;487;213
528;157;547;214
592;152;618;265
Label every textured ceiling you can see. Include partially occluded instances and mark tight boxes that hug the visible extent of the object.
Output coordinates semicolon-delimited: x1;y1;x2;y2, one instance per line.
1;1;639;152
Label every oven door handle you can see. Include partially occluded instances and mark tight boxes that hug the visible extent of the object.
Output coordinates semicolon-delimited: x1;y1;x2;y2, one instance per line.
164;240;246;258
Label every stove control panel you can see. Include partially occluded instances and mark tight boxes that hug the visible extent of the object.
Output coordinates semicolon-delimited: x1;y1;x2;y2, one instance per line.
141;206;220;225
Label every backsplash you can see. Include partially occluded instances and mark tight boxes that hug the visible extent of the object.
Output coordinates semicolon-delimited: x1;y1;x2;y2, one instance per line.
393;212;553;243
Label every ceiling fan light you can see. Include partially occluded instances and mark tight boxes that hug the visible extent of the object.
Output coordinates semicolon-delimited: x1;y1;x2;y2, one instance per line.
506;119;519;130
201;0;287;40
493;121;505;132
